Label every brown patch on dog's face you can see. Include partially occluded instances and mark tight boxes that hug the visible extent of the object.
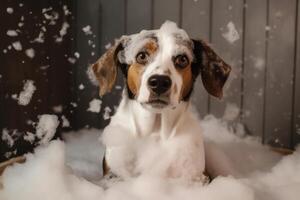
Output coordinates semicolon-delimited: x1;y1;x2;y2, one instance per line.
127;40;159;97
127;63;145;96
176;64;193;99
143;40;158;55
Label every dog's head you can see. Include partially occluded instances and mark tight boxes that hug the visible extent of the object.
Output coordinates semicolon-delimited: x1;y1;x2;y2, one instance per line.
90;21;231;112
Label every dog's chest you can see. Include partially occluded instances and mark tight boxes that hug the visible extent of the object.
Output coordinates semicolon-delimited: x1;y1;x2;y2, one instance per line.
103;99;205;179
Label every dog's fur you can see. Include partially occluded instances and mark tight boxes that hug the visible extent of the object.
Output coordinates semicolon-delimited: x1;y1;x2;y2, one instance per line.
90;21;231;180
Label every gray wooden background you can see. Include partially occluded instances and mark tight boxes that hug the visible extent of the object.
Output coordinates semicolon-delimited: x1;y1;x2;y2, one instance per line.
75;0;300;149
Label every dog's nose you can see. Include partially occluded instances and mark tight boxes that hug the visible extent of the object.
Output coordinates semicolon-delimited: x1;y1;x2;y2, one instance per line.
148;75;172;95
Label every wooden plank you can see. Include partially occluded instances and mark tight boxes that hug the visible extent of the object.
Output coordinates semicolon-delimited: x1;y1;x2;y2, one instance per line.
0;156;25;176
209;0;244;119
47;0;73;130
73;0;126;129
153;0;181;28
182;0;210;116
0;0;74;161
73;0;103;129
242;0;267;138
264;0;297;148
99;0;126;53
292;0;300;148
126;0;152;34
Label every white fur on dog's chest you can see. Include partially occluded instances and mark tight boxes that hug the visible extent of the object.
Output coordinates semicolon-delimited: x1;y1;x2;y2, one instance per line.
101;93;205;179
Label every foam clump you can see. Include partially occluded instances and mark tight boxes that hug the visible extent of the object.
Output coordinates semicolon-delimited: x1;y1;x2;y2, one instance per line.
63;129;104;181
36;114;60;144
0;141;253;200
0;115;300;200
201;115;283;177
0;141;104;200
17;80;36;106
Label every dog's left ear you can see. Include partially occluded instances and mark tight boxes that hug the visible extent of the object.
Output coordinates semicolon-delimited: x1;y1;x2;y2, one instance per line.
192;39;231;99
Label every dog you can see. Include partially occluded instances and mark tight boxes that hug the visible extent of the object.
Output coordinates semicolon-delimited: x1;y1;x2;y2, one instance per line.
89;21;231;181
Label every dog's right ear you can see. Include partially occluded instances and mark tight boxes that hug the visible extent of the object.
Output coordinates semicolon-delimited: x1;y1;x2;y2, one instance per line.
89;38;127;96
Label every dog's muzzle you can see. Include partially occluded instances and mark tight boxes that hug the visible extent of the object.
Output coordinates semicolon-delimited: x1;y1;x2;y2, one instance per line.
145;75;172;109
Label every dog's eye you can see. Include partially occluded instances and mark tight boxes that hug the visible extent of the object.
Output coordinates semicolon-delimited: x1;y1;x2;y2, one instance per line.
136;52;149;65
174;55;189;69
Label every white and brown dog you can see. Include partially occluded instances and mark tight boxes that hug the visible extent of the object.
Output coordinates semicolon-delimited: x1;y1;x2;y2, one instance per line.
90;21;231;181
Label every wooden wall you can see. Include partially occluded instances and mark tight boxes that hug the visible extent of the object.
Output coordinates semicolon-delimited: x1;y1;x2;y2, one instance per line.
0;0;75;161
86;0;300;149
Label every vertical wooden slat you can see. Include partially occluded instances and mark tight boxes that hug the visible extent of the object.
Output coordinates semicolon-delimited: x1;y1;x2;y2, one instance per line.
292;0;300;148
73;0;126;129
264;0;297;148
0;0;74;161
153;0;181;28
99;0;126;53
209;0;244;118
126;0;152;34
182;0;210;116
242;0;267;138
47;1;73;124
73;0;102;129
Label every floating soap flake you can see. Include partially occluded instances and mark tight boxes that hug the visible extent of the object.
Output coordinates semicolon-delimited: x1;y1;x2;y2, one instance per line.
25;48;35;58
82;25;93;35
55;22;70;42
12;41;22;51
87;99;102;113
7;7;14;14
222;21;240;43
78;84;85;90
61;115;70;128
36;114;60;145
7;30;18;37
103;106;112;120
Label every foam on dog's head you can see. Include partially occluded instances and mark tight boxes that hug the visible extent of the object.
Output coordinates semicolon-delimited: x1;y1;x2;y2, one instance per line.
122;22;190;62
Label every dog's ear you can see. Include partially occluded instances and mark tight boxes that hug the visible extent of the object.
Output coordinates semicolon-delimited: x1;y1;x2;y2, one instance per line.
192;39;231;99
90;38;127;96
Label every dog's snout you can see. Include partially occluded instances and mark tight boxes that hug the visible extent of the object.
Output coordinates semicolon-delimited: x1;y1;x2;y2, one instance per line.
148;75;172;95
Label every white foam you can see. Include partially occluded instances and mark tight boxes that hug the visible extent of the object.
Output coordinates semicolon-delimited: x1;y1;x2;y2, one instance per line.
1;115;300;200
1;129;14;147
6;30;18;37
2;119;299;200
67;57;76;64
103;107;112;120
87;99;102;113
56;22;70;42
36;114;60;145
6;7;13;14
0;141;104;200
31;31;45;43
61;115;70;128
12;41;22;51
223;103;240;121
52;105;63;113
23;132;35;144
222;21;240;43
25;48;35;58
78;84;85;90
17;80;36;106
82;25;92;35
